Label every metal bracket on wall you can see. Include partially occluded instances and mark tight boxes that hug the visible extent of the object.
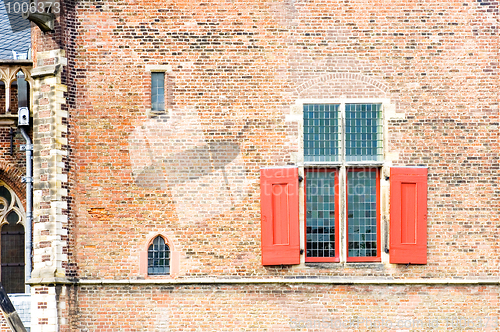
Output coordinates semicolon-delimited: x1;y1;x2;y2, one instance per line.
22;11;55;33
20;144;33;151
21;177;32;183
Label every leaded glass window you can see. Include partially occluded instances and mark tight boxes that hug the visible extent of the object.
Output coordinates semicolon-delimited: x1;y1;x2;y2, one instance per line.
0;182;26;293
148;236;170;275
303;101;383;262
347;169;378;258
303;104;340;162
151;72;165;112
345;104;383;162
305;169;337;260
303;103;383;163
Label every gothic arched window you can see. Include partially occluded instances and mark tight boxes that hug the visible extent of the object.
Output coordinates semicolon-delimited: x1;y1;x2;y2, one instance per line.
0;182;26;293
147;236;170;275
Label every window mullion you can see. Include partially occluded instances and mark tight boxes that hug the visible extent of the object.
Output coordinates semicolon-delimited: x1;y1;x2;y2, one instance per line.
340;102;345;164
339;102;346;263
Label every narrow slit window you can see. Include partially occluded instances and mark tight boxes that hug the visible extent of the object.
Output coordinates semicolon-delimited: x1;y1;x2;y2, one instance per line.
151;72;165;113
148;236;170;275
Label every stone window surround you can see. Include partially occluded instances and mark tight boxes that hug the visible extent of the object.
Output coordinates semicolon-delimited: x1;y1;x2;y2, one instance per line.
289;98;403;265
145;65;172;118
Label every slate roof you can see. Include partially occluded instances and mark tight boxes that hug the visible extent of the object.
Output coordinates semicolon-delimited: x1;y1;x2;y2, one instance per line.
0;1;31;59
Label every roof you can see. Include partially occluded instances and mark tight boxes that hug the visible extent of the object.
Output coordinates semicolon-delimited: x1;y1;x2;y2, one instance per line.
0;1;31;59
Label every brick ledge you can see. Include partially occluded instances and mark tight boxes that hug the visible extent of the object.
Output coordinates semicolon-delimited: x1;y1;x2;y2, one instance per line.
70;278;500;286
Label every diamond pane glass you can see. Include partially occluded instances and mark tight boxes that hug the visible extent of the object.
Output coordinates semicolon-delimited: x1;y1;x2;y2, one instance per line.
345;104;383;162
303;104;340;162
305;169;336;258
151;72;165;112
347;170;377;257
148;236;170;275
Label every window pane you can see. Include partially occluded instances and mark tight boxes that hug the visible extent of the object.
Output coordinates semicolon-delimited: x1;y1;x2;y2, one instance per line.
345;104;382;162
1;223;25;293
347;170;377;257
305;169;336;258
147;236;170;275
303;104;340;162
151;72;165;112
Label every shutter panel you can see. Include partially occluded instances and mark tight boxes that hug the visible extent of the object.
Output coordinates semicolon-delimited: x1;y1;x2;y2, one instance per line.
390;167;428;264
260;167;300;265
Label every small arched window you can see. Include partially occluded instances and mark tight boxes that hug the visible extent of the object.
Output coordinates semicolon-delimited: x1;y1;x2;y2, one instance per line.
148;236;170;275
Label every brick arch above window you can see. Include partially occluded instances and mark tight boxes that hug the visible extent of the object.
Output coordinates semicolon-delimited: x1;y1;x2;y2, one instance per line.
0;162;26;202
139;233;179;277
295;73;390;96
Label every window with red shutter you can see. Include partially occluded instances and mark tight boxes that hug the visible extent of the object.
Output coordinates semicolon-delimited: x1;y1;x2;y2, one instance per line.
303;102;383;263
260;167;300;265
390;167;428;264
260;101;425;266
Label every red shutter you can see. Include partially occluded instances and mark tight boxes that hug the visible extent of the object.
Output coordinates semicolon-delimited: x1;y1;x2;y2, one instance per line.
390;167;428;264
260;167;300;265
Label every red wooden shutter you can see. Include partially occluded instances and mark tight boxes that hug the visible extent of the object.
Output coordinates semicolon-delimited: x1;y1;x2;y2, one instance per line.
390;167;428;264
260;167;300;265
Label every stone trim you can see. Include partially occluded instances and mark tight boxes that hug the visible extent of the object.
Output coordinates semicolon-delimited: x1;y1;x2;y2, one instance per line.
75;278;500;286
30;48;68;332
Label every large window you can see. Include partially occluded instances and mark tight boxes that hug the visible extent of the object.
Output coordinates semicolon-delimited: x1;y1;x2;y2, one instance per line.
304;102;382;263
260;100;428;266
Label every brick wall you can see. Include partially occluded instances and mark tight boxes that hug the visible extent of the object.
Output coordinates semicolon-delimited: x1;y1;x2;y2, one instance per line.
74;284;499;331
0;85;18;114
27;0;500;330
64;0;498;279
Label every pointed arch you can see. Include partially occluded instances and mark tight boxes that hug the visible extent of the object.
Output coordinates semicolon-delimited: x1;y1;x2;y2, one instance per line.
0;160;26;204
0;180;26;294
0;180;26;228
0;64;33;115
140;232;180;277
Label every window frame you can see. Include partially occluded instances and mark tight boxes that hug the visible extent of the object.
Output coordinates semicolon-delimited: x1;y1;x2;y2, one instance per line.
140;232;179;278
147;235;170;276
151;72;166;113
299;98;389;264
304;168;340;263
345;167;381;262
145;65;172;117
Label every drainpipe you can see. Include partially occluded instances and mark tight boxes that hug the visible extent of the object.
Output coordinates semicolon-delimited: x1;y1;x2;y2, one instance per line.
17;73;32;294
19;127;32;293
